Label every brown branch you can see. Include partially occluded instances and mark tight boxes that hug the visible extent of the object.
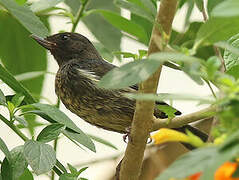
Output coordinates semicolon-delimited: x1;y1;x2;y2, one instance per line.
119;1;178;180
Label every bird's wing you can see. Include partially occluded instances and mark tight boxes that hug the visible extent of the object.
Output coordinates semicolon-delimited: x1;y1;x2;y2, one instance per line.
76;59;181;116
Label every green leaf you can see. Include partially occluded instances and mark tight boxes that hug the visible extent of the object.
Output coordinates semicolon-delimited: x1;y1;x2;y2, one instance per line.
68;163;78;176
82;0;122;54
23;140;56;175
125;93;214;104
223;34;239;71
98;59;160;89
37;123;65;143
1;158;12;180
227;65;239;79
12;94;25;108
10;146;28;180
19;169;34;180
157;105;176;119
113;51;138;59
0;88;6;106
15;0;26;5
0;64;35;104
88;134;118;150
156;147;218;180
211;0;239;18
59;173;78;180
30;0;64;13
194;17;239;49
0;0;48;37
114;0;154;22
64;0;81;15
63;129;96;152
92;9;148;43
194;0;204;11
0;137;11;162
78;167;88;175
93;42;114;62
14;116;28;127
207;0;224;15
0;13;47;100
32;103;86;134
99;52;202;89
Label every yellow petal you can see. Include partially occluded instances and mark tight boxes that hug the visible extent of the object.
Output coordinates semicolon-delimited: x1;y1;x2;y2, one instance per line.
151;128;190;145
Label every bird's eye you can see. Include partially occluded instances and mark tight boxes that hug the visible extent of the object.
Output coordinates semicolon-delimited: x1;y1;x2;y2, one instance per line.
61;35;70;41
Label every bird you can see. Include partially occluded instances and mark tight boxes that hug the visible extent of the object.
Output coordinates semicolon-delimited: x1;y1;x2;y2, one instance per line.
31;32;207;143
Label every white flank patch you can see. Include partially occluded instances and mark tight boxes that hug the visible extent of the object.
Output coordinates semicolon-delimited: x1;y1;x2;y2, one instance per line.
77;68;100;82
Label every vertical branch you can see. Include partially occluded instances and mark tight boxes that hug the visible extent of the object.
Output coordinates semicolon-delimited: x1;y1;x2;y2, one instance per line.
119;0;178;180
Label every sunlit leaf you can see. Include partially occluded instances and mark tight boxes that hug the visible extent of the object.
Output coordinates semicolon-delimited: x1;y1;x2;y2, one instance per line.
30;0;64;13
211;0;239;18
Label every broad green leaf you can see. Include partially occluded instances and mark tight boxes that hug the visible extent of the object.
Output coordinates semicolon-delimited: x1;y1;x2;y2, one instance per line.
216;41;239;56
114;0;154;22
64;0;81;15
93;42;114;62
98;59;160;89
31;103;95;152
98;52;202;89
223;34;239;71
19;169;34;180
207;0;224;15
63;129;96;152
194;17;239;49
68;163;78;176
15;0;26;5
0;137;11;162
12;94;25;107
14;71;45;82
0;13;47;100
0;88;6;106
10;146;28;180
82;0;122;54
37;123;65;143
91;9;148;43
0;64;35;104
0;0;48;37
125;93;214;104
211;0;239;18
32;103;86;134
14;116;28;127
1;158;12;180
88;134;117;150
30;0;64;13
156;147;218;180
227;65;239;79
23;140;56;175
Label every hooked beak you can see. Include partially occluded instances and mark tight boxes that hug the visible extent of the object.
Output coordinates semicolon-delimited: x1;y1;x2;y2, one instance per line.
30;34;56;50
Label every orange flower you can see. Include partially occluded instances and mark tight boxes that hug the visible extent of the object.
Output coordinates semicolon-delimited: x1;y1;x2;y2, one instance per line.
188;172;201;180
215;162;239;180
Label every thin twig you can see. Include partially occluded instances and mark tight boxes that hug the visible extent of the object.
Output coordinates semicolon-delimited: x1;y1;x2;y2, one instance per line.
152;106;216;131
71;0;89;33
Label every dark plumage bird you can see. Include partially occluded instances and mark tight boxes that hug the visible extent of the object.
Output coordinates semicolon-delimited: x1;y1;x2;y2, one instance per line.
31;32;207;143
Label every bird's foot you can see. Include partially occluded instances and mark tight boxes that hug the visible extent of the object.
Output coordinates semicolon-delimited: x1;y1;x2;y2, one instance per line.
123;127;152;144
123;126;131;143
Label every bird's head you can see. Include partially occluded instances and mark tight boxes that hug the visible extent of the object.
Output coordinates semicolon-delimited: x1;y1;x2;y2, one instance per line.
31;32;102;66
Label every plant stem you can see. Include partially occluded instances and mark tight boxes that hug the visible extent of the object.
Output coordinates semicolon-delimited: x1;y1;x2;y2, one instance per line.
71;0;89;33
0;114;28;141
